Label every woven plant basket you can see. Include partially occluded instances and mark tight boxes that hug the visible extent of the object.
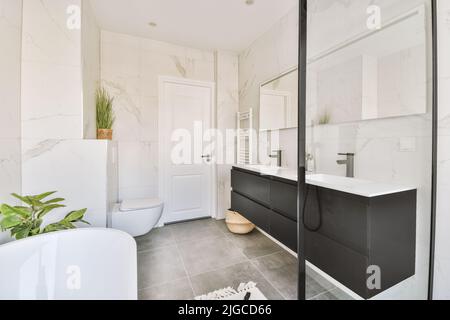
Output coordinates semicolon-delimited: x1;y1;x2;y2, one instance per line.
225;210;255;234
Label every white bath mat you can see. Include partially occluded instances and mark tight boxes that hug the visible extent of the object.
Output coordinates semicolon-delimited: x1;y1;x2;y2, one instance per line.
195;282;267;300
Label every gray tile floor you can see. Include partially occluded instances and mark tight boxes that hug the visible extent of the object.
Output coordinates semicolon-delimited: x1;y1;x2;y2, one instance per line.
136;218;353;300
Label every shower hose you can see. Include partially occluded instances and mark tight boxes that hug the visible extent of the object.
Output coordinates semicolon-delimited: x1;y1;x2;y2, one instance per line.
302;185;323;232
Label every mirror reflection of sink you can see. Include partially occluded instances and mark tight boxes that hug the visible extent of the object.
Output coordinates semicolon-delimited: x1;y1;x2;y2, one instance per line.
244;164;278;171
241;164;298;181
247;164;292;173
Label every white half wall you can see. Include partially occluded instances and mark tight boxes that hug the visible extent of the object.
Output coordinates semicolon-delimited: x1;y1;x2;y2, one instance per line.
21;140;117;228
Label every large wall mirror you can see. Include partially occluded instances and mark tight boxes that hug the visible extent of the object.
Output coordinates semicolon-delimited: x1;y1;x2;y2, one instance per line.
260;68;299;131
308;4;427;125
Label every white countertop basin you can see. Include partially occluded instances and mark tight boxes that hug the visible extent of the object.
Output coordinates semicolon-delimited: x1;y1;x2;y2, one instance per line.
306;174;416;197
234;165;416;198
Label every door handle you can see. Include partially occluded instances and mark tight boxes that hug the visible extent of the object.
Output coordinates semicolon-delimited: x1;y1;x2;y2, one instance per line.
201;155;212;162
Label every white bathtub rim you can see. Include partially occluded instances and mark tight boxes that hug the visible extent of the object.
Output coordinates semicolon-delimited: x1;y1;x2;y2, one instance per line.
0;227;136;249
0;227;138;300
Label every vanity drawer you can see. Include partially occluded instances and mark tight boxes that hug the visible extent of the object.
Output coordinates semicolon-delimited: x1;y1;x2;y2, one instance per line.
231;169;270;207
304;186;368;255
271;180;298;221
305;230;370;298
231;191;270;232
269;211;297;252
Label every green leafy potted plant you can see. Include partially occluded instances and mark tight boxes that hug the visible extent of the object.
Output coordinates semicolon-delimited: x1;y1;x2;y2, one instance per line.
96;87;115;140
0;191;89;240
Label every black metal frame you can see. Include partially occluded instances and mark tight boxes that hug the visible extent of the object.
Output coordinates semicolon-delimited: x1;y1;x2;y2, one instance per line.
297;0;307;300
297;0;439;300
428;0;438;301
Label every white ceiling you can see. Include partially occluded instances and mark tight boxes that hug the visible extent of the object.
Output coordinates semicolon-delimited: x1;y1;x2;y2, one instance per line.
90;0;298;52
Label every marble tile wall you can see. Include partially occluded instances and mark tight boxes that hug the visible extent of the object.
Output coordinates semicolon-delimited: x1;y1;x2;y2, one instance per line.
216;51;239;219
238;6;299;168
0;0;22;244
82;0;100;139
100;31;218;201
19;0;115;228
21;0;83;140
434;0;450;300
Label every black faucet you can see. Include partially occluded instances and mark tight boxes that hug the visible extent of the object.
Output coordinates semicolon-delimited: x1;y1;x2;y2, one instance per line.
269;150;282;167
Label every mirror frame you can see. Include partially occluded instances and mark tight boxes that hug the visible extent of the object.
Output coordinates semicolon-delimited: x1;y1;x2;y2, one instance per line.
259;66;299;131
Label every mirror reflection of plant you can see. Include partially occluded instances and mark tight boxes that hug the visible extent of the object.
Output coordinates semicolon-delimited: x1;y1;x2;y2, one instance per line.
318;111;331;125
96;87;115;130
0;192;89;240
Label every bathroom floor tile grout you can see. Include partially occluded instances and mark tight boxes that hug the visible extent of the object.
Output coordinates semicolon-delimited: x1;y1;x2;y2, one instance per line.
138;275;191;293
137;228;286;298
136;219;346;300
181;250;285;298
307;288;336;300
325;287;349;299
137;243;178;255
178;234;251;281
173;239;196;298
185;255;250;280
174;233;228;246
249;259;288;300
247;248;285;262
137;242;177;253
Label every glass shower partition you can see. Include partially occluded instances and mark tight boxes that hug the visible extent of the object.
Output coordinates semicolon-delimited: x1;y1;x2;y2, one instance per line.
302;0;434;300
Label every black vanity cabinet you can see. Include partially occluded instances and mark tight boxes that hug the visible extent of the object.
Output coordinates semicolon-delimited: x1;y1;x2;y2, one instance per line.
304;185;417;299
230;167;417;299
231;168;298;251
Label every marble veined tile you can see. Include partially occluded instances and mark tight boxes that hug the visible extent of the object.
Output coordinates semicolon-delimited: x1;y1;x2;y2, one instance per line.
101;31;217;201
0;0;21;140
0;0;22;238
117;141;159;200
22;0;81;66
0;139;21;203
21;61;83;140
21;139;111;227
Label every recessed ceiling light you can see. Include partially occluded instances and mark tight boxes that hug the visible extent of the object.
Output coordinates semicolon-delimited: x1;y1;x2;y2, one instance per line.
148;22;157;27
245;0;255;5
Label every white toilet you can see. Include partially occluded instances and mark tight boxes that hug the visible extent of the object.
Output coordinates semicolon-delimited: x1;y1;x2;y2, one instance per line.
111;198;164;237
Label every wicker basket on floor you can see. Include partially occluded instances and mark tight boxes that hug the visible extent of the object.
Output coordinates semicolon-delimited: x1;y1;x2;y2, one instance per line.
225;210;255;234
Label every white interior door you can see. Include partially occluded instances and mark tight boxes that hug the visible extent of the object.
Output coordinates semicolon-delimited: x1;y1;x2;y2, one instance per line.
159;77;215;224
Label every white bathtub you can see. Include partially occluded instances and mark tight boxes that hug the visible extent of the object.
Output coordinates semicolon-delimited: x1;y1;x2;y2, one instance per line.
0;228;137;300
